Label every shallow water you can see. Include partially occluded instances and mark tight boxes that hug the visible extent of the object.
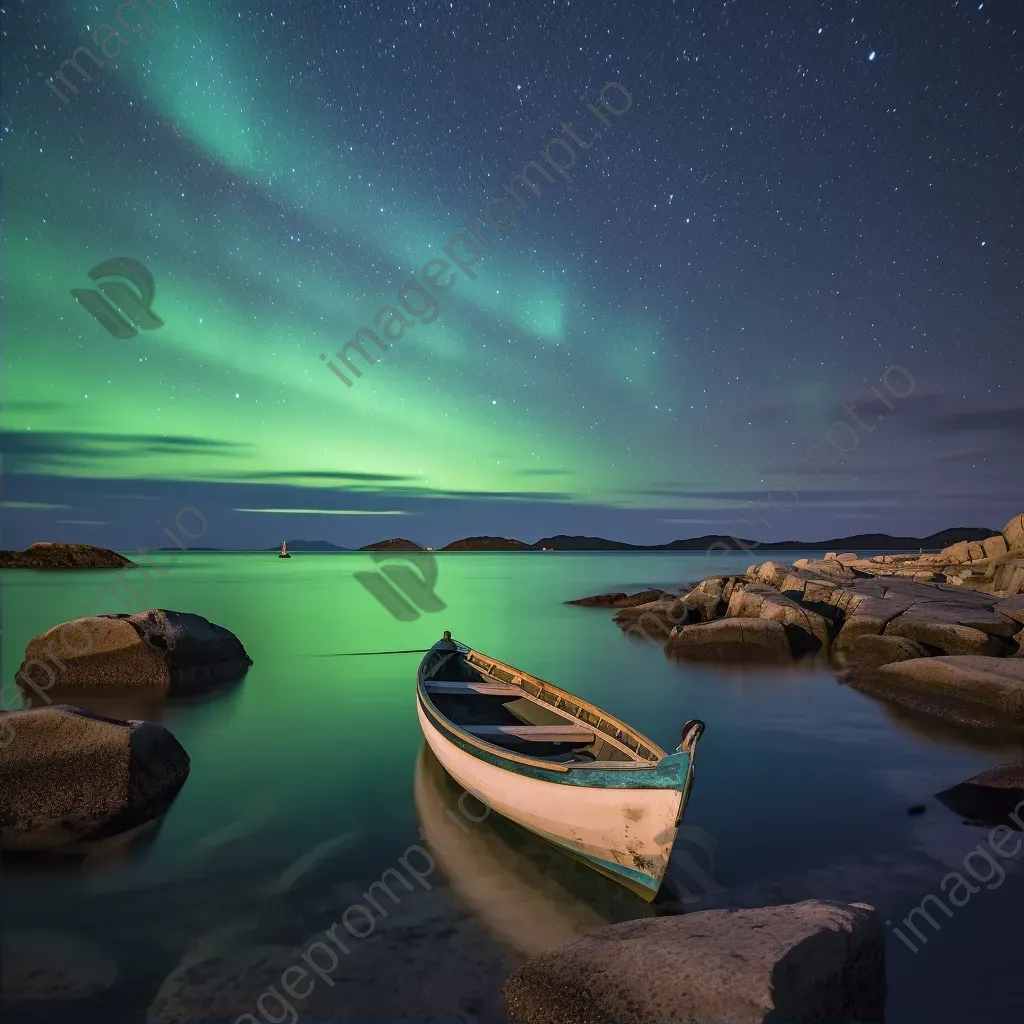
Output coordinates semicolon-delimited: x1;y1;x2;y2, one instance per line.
4;552;1024;1022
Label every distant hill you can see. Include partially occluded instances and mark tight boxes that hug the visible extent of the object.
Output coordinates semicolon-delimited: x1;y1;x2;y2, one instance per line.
360;538;424;551
531;535;640;550
441;536;531;551
265;540;351;552
527;528;997;551
721;527;997;552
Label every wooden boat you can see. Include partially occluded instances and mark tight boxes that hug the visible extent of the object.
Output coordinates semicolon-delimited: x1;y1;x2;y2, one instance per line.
278;541;291;558
416;632;705;901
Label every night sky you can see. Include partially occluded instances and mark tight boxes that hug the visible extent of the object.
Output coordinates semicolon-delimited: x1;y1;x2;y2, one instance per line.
3;0;1022;551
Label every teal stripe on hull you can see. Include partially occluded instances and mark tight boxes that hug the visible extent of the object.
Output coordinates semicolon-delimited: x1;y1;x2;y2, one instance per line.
580;852;661;893
531;826;662;893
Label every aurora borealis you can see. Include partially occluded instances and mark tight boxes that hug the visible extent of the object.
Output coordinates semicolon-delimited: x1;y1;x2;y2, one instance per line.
3;0;1022;550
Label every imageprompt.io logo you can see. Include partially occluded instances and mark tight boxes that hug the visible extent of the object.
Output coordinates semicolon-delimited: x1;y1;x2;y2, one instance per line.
71;257;164;339
355;551;446;622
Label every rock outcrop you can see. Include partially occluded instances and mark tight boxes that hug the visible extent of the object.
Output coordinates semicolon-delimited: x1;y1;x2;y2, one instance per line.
0;705;190;850
16;610;252;698
0;543;136;569
502;900;885;1024
665;618;796;664
613;599;690;638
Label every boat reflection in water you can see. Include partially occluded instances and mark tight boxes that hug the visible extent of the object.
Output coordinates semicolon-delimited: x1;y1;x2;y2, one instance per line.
414;744;655;959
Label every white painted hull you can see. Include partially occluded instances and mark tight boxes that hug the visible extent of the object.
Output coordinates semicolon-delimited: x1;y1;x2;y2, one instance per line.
416;701;683;896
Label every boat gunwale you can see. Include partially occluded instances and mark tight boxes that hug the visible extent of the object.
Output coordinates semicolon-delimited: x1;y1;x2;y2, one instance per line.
416;641;669;774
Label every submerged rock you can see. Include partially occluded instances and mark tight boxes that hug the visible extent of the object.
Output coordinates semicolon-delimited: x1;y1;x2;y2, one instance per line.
17;610;252;697
936;761;1024;827
1;931;118;1002
502;899;885;1024
0;705;190;851
567;589;668;609
0;543;136;569
146;943;301;1024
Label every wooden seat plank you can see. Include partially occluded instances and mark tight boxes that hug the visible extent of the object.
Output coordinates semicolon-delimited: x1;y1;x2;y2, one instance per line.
465;724;596;744
425;681;522;696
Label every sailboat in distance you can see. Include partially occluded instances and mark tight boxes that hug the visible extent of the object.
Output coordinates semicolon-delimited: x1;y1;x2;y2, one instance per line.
279;541;291;559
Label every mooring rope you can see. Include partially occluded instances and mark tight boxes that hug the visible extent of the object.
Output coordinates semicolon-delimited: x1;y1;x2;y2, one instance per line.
316;648;433;657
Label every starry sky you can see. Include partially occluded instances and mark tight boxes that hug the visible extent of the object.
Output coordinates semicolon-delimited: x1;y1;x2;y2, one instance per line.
3;0;1022;551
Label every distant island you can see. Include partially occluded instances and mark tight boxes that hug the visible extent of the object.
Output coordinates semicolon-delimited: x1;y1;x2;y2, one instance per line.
143;527;1000;554
441;536;532;551
0;542;137;569
360;538;423;551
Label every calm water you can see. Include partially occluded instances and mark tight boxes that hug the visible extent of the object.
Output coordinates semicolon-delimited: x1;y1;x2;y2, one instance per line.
4;552;1024;1023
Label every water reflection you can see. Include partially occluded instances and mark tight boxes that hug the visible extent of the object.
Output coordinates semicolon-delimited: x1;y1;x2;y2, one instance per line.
880;699;1024;757
413;744;652;959
2;816;167;878
16;675;246;726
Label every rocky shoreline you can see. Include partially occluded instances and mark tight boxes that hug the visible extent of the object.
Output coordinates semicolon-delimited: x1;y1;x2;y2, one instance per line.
570;512;1024;732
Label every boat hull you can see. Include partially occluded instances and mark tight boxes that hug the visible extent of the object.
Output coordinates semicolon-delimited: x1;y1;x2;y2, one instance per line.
416;700;687;899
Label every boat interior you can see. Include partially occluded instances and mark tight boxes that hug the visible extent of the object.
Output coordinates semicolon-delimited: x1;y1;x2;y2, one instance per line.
419;646;663;766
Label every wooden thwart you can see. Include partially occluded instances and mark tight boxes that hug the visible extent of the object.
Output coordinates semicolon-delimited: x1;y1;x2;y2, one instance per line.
424;681;521;696
464;724;596;744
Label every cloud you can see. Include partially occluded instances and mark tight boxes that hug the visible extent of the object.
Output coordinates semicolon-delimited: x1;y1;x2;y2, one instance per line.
233;508;411;515
206;469;416;483
0;431;250;473
926;404;1024;435
1;500;72;509
636;486;900;504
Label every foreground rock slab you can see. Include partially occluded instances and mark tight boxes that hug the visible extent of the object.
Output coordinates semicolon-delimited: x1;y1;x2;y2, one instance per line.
503;899;885;1024
876;656;1024;717
18;609;252;697
0;705;190;851
0;542;136;569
